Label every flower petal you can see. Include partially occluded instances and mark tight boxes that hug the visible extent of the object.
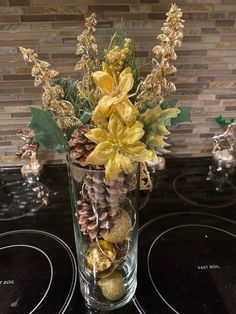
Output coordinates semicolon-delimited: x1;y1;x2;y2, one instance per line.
120;155;134;174
125;142;151;162
92;105;108;129
119;67;132;79
108;113;124;139
85;128;110;144
98;95;114;113
93;71;115;94
86;142;112;165
123;121;145;145
113;97;138;125
118;73;134;96
105;151;122;181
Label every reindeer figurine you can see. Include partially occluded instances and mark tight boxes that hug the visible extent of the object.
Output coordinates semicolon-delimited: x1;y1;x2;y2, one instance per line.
16;128;42;179
212;122;235;171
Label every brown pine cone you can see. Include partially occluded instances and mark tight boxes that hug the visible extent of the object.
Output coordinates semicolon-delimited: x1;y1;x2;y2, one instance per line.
76;171;135;240
77;190;119;240
69;125;95;166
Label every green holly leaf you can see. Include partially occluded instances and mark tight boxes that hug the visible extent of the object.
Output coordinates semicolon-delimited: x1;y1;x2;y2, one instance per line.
28;107;69;153
143;106;180;149
215;115;234;127
160;99;178;110
171;106;192;125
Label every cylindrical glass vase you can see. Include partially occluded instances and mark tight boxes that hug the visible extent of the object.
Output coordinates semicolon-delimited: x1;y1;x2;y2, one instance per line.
67;158;138;311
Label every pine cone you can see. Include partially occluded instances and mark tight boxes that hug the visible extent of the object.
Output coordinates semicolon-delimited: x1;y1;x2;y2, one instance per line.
77;171;135;240
69;125;95;166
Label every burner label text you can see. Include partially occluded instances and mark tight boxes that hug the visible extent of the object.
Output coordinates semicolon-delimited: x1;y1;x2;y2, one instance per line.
197;265;220;270
0;280;14;285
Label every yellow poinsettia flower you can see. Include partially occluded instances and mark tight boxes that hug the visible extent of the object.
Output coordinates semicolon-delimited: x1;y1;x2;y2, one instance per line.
85;113;152;181
92;67;138;126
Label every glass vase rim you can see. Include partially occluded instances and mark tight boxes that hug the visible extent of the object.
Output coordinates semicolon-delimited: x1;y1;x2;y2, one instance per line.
67;155;139;175
67;155;106;174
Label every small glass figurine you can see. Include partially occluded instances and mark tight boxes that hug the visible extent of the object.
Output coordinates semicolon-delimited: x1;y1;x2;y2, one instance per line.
212;122;235;171
16;128;43;181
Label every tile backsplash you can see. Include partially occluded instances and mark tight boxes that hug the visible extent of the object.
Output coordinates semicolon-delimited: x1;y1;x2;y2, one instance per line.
0;0;236;165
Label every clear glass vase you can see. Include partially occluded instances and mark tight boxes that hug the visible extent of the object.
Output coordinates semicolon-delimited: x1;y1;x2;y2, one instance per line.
67;157;138;311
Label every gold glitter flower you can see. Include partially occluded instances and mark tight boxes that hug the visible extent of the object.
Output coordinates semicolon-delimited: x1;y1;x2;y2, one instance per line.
19;47;81;130
136;4;184;107
92;67;138;127
85;113;151;181
75;13;100;110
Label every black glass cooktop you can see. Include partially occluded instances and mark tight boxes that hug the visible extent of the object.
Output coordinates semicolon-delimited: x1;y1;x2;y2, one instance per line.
0;181;49;221
0;230;77;314
0;158;236;314
134;212;236;314
173;172;236;208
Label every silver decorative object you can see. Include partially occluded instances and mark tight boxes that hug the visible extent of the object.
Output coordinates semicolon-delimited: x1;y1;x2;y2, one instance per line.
16;128;43;181
212;123;235;171
146;156;166;172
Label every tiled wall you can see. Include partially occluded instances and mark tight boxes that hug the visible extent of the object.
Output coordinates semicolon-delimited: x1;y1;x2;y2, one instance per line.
0;0;236;164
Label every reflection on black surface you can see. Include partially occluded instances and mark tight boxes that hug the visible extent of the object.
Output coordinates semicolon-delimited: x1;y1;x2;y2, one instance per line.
0;181;48;221
0;230;77;314
0;246;51;313
149;226;236;314
136;213;236;314
173;172;236;208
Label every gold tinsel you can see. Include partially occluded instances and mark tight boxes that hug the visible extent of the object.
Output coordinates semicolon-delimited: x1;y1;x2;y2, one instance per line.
136;4;184;107
105;37;132;78
19;47;81;130
75;13;100;110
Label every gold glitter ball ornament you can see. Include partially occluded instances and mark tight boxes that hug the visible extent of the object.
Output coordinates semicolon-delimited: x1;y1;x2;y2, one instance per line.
104;210;132;243
98;271;125;301
86;240;117;275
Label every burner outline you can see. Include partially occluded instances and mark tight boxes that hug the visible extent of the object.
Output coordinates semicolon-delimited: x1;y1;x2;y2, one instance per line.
132;296;146;314
173;172;236;208
0;181;49;221
0;229;77;314
148;224;236;314
0;244;53;313
133;212;236;314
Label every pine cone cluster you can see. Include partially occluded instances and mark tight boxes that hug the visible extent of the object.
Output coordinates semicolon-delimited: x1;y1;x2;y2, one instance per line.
77;171;136;239
69;125;95;166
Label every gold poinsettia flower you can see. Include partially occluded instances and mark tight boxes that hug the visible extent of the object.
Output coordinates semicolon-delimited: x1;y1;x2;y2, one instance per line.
85;113;152;181
92;66;138;127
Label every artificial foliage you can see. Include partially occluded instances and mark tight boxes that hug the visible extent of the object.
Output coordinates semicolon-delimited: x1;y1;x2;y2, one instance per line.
20;3;190;181
215;115;235;128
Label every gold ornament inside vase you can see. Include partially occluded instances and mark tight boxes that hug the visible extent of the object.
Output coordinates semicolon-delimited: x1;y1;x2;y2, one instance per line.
104;209;132;243
86;240;117;277
98;271;125;301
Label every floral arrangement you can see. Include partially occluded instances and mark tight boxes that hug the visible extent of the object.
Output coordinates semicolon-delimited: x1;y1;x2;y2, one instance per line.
19;4;191;306
19;4;190;182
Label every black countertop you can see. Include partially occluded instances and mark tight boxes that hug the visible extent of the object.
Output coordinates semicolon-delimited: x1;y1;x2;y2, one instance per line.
1;157;236;314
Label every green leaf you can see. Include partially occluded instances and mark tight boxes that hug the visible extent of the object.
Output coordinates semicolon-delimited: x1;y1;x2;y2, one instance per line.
80;111;92;124
171;106;192;126
215;115;234;127
160;99;178;110
145;107;180;136
28;107;69;153
143;107;180;149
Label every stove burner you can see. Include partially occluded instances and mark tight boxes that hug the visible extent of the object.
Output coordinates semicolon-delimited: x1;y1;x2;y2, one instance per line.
0;245;53;313
0;230;77;313
134;212;236;314
0;181;49;221
173;172;236;208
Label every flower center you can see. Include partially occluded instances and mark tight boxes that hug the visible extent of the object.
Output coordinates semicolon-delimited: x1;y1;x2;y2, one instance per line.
110;85;120;97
